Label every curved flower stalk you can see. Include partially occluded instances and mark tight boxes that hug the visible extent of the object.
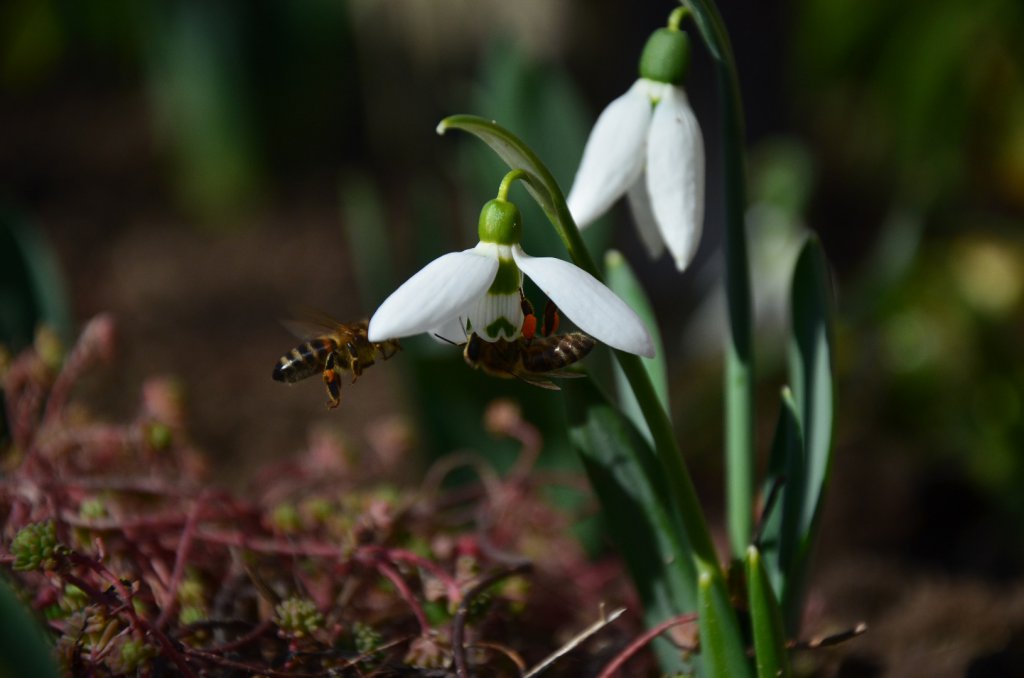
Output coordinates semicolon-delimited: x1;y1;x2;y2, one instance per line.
367;172;654;358
566;9;705;271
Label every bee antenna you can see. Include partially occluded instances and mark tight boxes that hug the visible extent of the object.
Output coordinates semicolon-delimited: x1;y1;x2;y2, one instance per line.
433;334;458;346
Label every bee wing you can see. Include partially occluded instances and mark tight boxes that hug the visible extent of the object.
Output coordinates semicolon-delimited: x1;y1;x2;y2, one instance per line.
280;308;366;340
513;373;562;390
535;369;587;380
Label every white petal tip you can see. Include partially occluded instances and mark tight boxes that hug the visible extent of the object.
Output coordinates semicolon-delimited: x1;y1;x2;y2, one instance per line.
673;253;694;272
435;121;448;135
623;333;656;359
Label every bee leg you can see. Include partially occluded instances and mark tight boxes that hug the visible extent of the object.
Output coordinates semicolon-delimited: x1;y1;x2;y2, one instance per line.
520;289;537;339
346;341;374;383
542;300;560;336
322;352;342;409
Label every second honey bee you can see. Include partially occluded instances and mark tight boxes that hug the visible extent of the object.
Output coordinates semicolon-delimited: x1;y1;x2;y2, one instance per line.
462;331;595;390
272;315;400;409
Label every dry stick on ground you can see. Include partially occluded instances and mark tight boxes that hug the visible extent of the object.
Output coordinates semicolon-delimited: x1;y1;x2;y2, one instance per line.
789;622;868;651
452;562;534;678
523;605;627;678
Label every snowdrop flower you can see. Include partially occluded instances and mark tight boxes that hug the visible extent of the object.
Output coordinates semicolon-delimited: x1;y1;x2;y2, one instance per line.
367;190;654;358
566;19;704;272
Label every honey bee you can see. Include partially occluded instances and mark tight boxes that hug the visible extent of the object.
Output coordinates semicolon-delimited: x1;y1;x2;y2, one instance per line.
461;331;595;390
272;314;400;409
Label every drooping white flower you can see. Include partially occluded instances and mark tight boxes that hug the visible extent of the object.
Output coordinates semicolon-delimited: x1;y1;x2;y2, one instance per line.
566;26;705;272
368;198;654;358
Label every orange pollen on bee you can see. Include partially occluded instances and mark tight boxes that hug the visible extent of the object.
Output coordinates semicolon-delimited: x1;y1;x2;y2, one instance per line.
323;370;339;384
543;301;560;335
521;314;538;339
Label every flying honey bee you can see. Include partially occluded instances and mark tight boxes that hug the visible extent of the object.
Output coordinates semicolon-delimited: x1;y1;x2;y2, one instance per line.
272;314;400;409
461;331;595;390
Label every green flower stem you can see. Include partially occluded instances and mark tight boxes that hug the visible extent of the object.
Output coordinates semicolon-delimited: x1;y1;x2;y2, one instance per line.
668;6;689;31
497;169;527;201
683;0;755;559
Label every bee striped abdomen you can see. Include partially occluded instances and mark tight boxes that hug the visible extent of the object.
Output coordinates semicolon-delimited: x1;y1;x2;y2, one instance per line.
522;333;595;373
272;337;338;383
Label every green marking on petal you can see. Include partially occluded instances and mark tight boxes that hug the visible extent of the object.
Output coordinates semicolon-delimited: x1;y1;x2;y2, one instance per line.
488;258;521;295
485;317;517;339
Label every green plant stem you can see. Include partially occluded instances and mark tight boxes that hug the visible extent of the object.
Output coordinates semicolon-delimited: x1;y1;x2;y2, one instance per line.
683;0;755;559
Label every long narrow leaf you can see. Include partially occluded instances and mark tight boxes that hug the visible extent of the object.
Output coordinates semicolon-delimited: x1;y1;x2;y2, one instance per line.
605;250;669;445
789;236;836;533
756;388;804;610
564;377;694;674
698;571;754;677
784;235;837;629
682;0;755;558
746;546;793;678
0;578;59;678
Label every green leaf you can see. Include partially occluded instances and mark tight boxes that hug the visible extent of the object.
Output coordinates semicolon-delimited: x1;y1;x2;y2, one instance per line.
0;577;59;678
746;546;793;678
605;250;668;445
783;235;837;630
682;0;756;558
698;570;754;678
756;387;804;616
789;236;836;538
564;377;695;674
0;206;73;351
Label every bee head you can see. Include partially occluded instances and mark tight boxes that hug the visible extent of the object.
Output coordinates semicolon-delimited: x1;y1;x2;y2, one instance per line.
463;333;483;368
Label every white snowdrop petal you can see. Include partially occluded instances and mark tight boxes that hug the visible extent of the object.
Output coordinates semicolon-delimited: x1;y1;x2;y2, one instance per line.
368;249;498;341
626;171;666;259
429;315;470;345
647;86;705;271
512;247;654;358
566;80;652;228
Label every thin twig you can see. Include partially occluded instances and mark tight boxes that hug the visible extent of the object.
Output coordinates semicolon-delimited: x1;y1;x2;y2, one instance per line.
361;545;463;605
155;494;206;629
375;558;430;635
788;622;868;650
468;641;527;674
524;606;627;678
453;563;533;678
595;612;698;678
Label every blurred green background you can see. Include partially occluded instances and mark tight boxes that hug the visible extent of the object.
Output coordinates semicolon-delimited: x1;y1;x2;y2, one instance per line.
2;0;1024;671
